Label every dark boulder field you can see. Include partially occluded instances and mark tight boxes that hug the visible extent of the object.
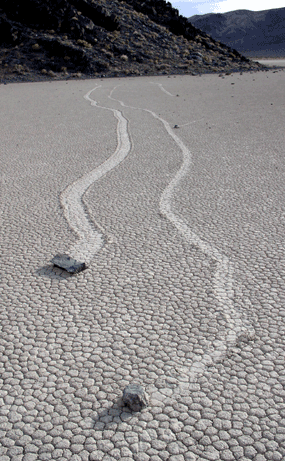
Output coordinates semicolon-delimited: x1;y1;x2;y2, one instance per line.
0;0;263;83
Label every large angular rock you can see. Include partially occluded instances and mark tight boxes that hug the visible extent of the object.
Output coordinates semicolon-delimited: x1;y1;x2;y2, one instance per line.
122;384;148;412
51;254;86;273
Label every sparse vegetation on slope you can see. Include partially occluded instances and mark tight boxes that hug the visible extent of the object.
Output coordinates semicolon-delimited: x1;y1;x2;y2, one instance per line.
0;0;262;83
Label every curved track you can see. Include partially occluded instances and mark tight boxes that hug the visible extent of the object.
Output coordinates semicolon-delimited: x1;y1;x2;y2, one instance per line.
61;83;254;401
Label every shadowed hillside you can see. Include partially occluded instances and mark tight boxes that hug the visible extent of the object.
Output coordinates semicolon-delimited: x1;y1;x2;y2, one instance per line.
0;0;262;83
188;7;285;57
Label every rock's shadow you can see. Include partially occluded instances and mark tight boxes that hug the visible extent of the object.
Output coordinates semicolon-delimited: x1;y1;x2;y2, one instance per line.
92;397;134;429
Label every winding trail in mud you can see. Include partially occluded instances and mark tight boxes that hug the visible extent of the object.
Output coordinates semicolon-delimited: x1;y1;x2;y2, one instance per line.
60;86;131;263
108;84;254;399
60;82;254;402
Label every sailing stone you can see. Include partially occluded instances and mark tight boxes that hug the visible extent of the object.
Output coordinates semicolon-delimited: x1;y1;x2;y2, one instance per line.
122;384;148;411
51;254;87;273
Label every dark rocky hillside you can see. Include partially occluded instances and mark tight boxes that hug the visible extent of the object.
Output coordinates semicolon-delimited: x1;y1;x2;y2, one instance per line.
189;7;285;58
0;0;262;83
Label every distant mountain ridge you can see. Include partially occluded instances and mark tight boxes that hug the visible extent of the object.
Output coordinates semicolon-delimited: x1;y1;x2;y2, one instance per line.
188;7;285;57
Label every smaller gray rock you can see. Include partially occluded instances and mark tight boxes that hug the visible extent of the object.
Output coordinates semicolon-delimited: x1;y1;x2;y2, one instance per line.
51;254;87;273
122;384;148;412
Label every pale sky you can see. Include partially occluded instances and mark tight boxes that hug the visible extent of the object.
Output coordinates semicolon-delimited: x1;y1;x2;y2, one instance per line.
170;0;284;17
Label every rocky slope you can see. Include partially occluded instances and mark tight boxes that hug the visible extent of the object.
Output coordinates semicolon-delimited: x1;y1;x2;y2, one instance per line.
0;0;262;83
188;7;285;58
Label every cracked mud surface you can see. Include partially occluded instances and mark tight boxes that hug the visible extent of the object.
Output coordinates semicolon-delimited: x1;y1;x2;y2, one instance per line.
1;71;285;461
